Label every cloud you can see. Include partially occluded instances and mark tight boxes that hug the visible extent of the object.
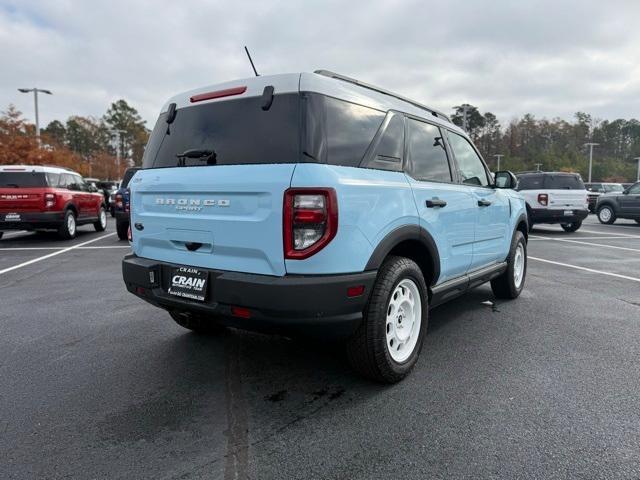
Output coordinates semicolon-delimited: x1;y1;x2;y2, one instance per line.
1;0;639;129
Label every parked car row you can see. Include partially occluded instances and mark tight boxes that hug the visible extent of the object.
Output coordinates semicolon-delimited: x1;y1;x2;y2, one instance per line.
0;165;107;239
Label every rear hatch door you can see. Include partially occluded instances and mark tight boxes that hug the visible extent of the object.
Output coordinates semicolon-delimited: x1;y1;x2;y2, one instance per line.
544;174;587;210
0;169;48;214
131;75;302;276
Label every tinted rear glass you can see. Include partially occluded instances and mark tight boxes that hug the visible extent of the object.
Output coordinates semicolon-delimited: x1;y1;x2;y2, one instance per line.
143;94;301;168
544;174;584;189
305;94;385;167
0;171;48;187
121;169;140;188
518;174;584;190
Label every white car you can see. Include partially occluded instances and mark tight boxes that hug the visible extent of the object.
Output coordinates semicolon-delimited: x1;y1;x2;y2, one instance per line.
516;172;589;232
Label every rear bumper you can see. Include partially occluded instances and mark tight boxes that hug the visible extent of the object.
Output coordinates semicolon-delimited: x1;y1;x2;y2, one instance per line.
529;208;589;224
0;211;65;230
122;254;376;337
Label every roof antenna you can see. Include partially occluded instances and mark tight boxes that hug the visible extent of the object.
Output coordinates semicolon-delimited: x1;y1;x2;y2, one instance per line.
244;46;259;77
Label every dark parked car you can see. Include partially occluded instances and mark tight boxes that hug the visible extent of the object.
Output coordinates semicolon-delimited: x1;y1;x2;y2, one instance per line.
596;182;640;224
115;167;140;240
584;182;624;213
96;180;119;212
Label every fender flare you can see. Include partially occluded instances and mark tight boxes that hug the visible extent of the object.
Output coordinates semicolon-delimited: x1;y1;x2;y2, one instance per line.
364;224;441;286
515;212;529;239
596;199;617;213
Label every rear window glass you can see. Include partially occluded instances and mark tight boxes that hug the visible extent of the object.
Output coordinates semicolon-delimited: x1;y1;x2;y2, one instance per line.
518;174;584;190
544;174;584;190
143;94;301;168
0;171;48;187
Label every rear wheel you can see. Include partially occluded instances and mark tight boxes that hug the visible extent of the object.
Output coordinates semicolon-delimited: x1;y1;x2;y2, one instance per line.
346;256;428;383
58;210;77;239
491;231;527;299
561;221;582;232
94;207;107;231
116;219;128;240
169;310;225;334
598;205;616;224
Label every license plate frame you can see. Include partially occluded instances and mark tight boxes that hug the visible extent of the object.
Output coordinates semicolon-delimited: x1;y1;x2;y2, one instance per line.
563;210;573;216
4;213;21;222
168;266;208;302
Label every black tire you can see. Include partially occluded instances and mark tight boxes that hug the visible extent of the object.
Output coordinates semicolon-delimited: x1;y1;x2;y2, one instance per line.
116;219;128;240
491;230;527;299
94;207;107;232
169;310;225;334
346;256;428;384
110;207;115;217
58;210;77;239
561;221;582;232
597;205;616;224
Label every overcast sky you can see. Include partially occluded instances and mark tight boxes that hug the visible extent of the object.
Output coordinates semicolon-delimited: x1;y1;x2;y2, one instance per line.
1;0;639;129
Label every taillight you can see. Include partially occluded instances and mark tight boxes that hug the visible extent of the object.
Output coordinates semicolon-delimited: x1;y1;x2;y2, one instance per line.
537;193;548;206
115;193;123;209
284;188;338;260
44;193;56;208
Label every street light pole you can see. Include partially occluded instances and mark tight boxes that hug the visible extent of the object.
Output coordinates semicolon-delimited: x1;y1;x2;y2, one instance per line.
584;142;599;183
493;154;504;170
18;87;52;145
634;157;640;182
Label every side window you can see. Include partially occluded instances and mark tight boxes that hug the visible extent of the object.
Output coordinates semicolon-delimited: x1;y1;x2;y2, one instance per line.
628;184;640;194
361;112;404;172
325;97;385;167
406;118;452;182
448;132;490;187
59;174;73;189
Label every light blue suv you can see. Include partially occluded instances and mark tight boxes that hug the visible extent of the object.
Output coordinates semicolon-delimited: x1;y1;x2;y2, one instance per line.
122;71;528;383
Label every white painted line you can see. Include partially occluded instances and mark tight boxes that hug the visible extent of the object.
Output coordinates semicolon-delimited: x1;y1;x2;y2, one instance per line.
0;245;129;251
529;235;633;240
578;229;640;238
529;235;640;252
0;230;31;239
529;256;640;283
0;232;117;275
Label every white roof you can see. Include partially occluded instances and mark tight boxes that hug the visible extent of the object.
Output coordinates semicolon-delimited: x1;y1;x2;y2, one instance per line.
0;165;77;174
160;71;465;135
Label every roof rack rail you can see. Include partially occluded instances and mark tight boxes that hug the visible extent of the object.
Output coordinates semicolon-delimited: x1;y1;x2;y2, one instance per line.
314;70;452;122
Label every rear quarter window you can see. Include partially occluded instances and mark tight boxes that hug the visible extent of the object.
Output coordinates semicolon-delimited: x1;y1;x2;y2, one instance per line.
516;175;544;190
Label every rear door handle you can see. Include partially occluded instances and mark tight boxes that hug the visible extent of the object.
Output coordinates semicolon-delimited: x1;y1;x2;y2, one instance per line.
477;199;492;207
426;199;447;208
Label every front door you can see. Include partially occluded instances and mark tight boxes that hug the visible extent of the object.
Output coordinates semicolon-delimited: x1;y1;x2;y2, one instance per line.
446;131;510;271
619;183;640;216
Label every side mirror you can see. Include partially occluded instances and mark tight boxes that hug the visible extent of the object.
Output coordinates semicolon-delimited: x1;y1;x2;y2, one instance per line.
494;170;517;189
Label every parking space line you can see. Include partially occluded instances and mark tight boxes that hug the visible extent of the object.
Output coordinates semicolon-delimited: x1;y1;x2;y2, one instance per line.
578;229;640;238
0;233;117;275
529;256;640;283
1;231;31;238
529;236;632;240
0;245;129;251
529;235;640;253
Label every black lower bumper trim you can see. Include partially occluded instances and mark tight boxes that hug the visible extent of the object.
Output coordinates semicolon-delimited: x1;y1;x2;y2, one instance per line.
122;254;376;337
0;211;65;230
529;208;589;224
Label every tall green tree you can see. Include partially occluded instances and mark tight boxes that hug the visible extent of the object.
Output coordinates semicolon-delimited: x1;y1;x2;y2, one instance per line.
103;99;149;166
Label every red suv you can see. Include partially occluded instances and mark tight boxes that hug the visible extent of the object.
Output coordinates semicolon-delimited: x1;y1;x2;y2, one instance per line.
0;165;107;239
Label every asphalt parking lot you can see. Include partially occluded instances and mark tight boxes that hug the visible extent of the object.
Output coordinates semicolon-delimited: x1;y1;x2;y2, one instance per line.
1;216;639;479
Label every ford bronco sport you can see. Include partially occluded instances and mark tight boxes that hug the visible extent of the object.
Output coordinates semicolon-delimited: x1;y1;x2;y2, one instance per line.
596;181;640;224
516;172;588;232
0;165;107;240
122;71;528;382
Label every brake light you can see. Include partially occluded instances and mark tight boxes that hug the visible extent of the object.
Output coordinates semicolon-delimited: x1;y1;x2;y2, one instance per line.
44;192;56;208
537;193;548;206
190;86;247;103
284;188;338;260
115;193;123;209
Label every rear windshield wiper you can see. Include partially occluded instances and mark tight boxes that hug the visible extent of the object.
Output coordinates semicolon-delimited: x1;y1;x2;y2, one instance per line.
176;149;217;166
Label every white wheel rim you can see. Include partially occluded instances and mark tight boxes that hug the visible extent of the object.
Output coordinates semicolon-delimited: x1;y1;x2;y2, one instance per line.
600;208;611;222
100;209;107;228
67;214;76;236
513;243;525;289
386;278;422;363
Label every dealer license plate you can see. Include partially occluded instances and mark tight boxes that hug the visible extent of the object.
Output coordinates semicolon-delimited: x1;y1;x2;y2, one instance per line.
168;266;208;302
